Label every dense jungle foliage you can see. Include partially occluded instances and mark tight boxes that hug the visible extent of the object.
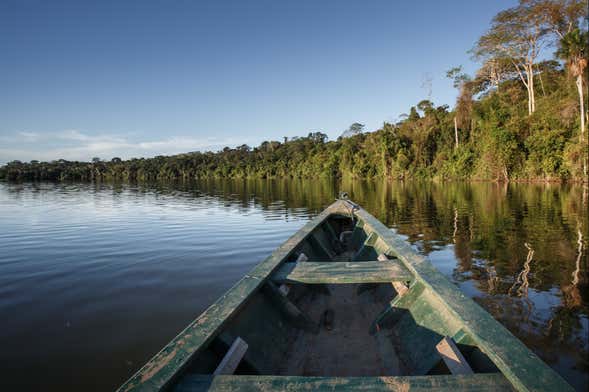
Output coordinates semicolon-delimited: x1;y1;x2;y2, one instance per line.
1;0;587;182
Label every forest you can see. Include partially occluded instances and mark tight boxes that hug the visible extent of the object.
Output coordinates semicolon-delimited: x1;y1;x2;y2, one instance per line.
1;0;587;183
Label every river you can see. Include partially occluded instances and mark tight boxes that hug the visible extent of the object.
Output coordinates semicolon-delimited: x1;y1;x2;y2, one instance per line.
0;179;587;391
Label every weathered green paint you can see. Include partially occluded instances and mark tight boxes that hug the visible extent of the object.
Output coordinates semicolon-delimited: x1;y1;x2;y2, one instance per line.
370;282;426;334
351;203;574;392
174;374;514;392
272;260;413;284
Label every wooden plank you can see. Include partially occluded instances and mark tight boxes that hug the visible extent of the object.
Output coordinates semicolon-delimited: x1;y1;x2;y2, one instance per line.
352;204;575;392
213;337;248;375
436;336;473;375
391;281;409;296
116;200;347;392
174;373;514;392
216;333;261;375
295;253;308;262
271;260;413;284
370;282;425;335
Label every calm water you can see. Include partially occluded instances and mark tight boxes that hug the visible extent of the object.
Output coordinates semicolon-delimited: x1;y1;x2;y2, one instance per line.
0;180;587;391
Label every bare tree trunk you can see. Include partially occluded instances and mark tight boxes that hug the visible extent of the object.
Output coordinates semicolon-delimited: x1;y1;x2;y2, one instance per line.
577;75;588;179
537;64;546;97
524;65;532;116
527;86;532;116
512;61;533;116
454;117;459;149
577;75;586;142
528;64;536;113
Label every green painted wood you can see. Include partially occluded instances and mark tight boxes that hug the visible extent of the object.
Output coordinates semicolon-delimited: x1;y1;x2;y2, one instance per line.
216;332;262;375
174;373;514;392
351;204;575;392
436;336;474;375
271;260;413;284
399;290;464;375
116;201;347;392
370;282;425;335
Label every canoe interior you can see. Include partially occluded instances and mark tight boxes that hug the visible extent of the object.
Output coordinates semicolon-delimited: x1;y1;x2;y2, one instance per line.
173;214;500;386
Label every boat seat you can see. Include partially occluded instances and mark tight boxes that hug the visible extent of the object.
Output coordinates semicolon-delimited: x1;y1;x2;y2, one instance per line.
271;260;413;284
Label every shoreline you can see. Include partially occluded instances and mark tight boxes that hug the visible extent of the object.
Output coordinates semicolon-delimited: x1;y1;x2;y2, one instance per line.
1;176;588;184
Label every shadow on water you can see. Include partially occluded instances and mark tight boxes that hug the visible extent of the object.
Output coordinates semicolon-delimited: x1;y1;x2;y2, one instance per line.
0;179;587;390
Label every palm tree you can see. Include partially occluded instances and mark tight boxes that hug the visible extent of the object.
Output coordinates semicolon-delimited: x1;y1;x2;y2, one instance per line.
557;28;588;178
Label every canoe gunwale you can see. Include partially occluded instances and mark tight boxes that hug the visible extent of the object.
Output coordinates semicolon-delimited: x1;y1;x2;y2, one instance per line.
175;373;514;391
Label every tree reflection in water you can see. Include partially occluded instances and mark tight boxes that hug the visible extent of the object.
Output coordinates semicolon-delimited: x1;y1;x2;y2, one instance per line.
162;178;586;390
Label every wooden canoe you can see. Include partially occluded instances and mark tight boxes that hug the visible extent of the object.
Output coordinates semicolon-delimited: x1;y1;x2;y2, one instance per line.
118;199;574;392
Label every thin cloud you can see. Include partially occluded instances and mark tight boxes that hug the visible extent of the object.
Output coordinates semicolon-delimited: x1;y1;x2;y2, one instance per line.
18;131;40;142
0;130;241;164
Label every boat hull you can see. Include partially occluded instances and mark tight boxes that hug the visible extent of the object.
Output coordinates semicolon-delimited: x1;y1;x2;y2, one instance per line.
118;199;573;392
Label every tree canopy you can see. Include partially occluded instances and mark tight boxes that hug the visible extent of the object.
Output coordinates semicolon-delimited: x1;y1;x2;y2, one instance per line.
1;0;587;183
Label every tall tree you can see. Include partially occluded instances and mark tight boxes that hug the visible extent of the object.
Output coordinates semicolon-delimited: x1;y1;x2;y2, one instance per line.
544;0;588;137
446;66;472;149
557;28;588;175
341;123;365;138
542;0;588;39
474;57;514;92
474;0;552;115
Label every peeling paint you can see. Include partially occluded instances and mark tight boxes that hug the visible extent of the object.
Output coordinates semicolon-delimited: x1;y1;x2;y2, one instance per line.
140;349;177;382
379;376;410;392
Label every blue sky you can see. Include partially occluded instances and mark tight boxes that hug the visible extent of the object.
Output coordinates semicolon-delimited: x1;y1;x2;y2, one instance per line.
0;0;517;163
